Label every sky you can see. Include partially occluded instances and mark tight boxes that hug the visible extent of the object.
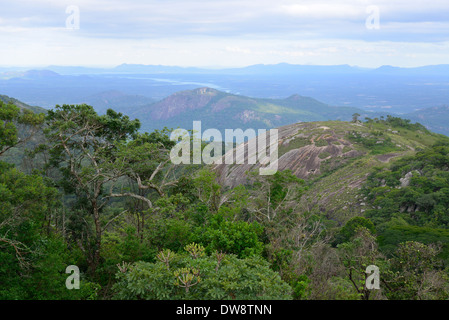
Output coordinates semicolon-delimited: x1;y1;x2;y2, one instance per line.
0;0;448;68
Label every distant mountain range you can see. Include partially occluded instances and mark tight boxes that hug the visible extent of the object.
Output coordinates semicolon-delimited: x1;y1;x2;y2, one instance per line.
0;63;447;136
24;63;449;76
92;87;449;137
121;87;448;137
126;87;375;133
2;86;448;137
2;63;448;114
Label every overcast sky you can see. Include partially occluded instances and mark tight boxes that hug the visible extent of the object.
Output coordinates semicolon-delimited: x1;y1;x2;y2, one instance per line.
1;0;448;68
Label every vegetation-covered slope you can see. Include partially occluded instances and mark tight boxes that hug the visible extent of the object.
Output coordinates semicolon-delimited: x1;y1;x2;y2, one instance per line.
0;96;46;167
0;94;46;114
1;97;449;300
131;87;373;133
215;116;449;292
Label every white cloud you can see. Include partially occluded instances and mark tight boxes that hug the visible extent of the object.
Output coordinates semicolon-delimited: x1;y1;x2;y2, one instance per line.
0;0;448;67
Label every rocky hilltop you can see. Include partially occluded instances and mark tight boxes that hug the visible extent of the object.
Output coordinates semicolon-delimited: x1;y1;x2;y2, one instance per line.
129;87;372;132
214;119;447;224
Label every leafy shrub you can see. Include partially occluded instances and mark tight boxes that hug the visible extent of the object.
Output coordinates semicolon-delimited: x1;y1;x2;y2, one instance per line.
113;245;292;300
333;216;376;246
192;213;264;258
318;151;331;159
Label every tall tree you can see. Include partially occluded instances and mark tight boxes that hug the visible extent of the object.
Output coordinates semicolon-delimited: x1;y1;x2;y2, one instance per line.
107;129;178;209
43;104;140;273
0;101;59;284
338;227;385;300
352;113;361;123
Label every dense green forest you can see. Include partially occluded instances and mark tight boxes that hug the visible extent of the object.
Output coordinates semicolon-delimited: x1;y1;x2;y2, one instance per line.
1;100;449;300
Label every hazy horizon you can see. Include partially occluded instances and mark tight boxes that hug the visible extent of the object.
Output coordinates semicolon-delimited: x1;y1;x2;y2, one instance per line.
1;62;449;70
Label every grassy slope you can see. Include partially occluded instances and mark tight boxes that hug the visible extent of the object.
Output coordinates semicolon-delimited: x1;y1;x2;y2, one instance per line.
295;120;448;226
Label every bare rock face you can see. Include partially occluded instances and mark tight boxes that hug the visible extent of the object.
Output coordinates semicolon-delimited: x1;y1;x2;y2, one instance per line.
399;170;421;188
214;122;363;188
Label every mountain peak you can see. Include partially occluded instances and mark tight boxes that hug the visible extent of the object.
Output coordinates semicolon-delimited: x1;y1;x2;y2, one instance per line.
286;94;303;100
192;87;220;95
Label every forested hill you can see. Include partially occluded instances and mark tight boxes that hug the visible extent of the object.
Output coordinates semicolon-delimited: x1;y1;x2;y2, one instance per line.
127;87;375;133
1;98;449;300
